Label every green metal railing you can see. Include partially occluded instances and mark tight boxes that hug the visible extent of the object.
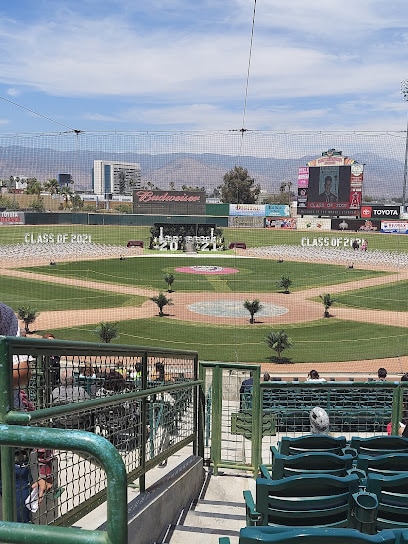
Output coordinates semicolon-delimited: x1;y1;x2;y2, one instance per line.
200;362;408;477
200;362;262;475
3;334;408;538
0;335;201;535
0;425;127;544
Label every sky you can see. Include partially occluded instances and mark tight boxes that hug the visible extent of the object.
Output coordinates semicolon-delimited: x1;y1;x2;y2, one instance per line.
0;0;407;136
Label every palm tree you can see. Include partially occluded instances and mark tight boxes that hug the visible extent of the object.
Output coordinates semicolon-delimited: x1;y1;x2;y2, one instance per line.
279;180;293;205
320;293;336;318
25;179;43;196
243;299;263;324
151;292;173;317
44;178;60;195
70;193;84;210
59;185;74;209
265;329;293;363
164;273;175;292
17;305;39;334
94;321;119;343
276;275;293;294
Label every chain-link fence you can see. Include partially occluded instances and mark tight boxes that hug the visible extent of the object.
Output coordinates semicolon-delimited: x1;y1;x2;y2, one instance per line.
0;336;199;526
200;363;406;476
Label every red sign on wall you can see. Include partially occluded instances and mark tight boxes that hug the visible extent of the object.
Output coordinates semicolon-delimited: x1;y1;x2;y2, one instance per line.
360;206;372;218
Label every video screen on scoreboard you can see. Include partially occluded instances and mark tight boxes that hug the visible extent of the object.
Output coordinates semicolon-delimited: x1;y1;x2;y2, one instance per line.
297;165;362;216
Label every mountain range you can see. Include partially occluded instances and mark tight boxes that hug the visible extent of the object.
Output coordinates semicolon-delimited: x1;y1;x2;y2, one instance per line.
0;146;405;200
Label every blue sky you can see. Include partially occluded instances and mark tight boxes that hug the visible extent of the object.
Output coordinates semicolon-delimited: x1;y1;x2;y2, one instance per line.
0;0;407;134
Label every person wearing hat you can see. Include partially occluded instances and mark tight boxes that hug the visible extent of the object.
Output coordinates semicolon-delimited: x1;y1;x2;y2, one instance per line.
310;406;330;435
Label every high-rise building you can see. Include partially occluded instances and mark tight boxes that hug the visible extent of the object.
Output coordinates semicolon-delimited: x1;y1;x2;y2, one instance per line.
92;160;141;196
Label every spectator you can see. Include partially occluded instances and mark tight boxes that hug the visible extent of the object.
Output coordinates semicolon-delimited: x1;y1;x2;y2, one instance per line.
130;362;143;385
152;361;166;382
306;369;326;383
400;373;408;428
42;332;60;388
79;362;96;378
361;239;368;251
310;406;330;435
239;371;253;411
96;370;126;396
95;370;141;453
51;369;92;430
263;372;271;382
398;421;408;438
377;367;387;381
0;302;54;522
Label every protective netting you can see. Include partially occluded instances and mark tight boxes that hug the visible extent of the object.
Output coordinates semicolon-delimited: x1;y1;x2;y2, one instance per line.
0;130;407;373
0;130;406;197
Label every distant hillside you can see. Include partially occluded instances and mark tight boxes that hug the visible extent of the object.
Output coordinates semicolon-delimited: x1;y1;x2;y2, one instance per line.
0;146;404;199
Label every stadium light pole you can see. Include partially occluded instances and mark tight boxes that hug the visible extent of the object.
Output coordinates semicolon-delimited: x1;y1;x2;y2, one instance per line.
401;80;408;209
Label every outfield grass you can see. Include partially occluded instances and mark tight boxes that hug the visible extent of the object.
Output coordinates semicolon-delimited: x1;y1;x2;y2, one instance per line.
1;224;407;363
24;256;386;293
0;276;146;312
1;224;408;253
333;280;408;312
48;318;408;364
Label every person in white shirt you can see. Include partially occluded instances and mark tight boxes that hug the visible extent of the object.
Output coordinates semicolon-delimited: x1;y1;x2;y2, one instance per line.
306;369;326;383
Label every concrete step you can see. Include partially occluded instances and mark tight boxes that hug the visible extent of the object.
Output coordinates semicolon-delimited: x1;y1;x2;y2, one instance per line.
166;469;254;544
166;500;244;544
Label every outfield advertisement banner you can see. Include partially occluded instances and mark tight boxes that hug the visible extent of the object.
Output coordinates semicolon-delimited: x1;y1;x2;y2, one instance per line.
360;205;401;219
265;204;290;217
381;221;408;234
229;204;266;216
331;218;381;232
133;189;206;215
264;217;297;229
228;216;264;228
296;217;331;231
0;211;25;225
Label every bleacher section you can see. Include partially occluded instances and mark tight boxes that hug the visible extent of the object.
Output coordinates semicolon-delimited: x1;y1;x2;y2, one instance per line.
221;526;408;544
230;435;408;543
261;383;395;433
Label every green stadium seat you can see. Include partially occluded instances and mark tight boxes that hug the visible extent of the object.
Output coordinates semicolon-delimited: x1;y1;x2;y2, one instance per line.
243;473;360;528
219;526;406;544
267;447;354;479
278;435;348;456
350;436;408;457
366;473;408;529
357;453;408;477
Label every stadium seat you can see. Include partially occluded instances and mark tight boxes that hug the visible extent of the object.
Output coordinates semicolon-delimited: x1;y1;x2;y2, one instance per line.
366;473;408;529
357;453;408;477
267;447;354;479
350;436;408;456
220;526;406;544
278;435;348;456
243;473;360;528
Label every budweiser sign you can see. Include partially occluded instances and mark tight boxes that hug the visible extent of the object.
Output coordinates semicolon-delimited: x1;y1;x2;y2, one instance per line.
134;190;203;203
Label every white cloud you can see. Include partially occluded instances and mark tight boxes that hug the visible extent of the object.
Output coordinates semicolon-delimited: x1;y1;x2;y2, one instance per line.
6;88;20;96
0;0;406;133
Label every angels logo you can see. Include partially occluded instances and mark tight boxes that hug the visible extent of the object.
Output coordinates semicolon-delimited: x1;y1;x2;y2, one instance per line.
361;206;372;218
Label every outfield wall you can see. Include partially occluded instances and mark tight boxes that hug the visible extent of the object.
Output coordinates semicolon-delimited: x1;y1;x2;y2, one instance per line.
19;212;408;235
23;212;229;227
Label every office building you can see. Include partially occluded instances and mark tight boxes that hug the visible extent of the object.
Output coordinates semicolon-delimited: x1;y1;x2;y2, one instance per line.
92;160;141;196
